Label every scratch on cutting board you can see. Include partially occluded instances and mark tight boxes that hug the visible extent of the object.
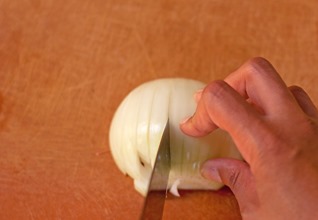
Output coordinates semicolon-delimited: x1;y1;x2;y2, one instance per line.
65;79;97;92
71;162;79;182
25;124;46;144
133;27;156;76
108;18;156;75
25;204;35;220
79;186;104;211
104;207;111;215
108;18;134;29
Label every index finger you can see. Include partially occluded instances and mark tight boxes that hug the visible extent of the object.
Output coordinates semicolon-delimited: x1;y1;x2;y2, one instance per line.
225;57;299;117
180;58;296;161
181;80;268;162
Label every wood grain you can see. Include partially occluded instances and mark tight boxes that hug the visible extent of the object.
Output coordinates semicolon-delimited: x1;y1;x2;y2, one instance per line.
0;0;317;219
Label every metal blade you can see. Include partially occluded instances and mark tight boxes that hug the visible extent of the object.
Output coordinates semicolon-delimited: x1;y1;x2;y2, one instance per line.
140;121;171;220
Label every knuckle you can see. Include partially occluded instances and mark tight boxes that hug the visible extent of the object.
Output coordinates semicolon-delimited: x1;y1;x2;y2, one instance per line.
243;57;276;77
228;169;241;188
203;80;229;100
301;117;318;135
289;85;306;94
246;57;272;69
262;117;317;161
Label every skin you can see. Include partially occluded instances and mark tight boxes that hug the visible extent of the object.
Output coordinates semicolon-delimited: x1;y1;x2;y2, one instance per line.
180;57;318;220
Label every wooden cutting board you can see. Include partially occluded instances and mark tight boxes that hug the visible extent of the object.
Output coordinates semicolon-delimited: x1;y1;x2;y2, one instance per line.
1;0;318;219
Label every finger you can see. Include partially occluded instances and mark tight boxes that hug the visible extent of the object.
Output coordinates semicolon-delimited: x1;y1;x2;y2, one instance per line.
194;89;203;103
225;57;298;116
201;158;259;214
180;84;218;137
289;86;318;118
181;80;267;160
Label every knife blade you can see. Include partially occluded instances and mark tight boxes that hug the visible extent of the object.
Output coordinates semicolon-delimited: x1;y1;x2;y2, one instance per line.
140;121;171;220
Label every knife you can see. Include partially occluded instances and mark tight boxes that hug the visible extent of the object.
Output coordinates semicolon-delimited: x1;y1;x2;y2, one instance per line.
140;121;171;220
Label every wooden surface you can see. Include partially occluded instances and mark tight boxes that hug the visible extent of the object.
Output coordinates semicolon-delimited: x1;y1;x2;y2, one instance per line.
0;0;318;219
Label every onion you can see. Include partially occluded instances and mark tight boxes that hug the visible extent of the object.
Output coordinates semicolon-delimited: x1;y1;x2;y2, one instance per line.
109;78;242;196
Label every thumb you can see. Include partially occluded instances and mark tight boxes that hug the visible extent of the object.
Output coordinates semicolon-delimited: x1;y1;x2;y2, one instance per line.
201;158;259;214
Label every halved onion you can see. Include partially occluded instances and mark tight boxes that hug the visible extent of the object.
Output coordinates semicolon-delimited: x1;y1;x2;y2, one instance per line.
109;78;241;196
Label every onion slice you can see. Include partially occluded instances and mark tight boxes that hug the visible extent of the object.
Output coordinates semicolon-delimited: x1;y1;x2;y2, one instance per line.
169;179;181;197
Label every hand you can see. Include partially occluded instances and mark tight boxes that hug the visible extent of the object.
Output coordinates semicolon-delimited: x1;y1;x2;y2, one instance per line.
180;57;318;220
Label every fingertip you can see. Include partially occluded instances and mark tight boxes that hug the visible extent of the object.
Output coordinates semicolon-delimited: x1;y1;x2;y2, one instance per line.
179;116;199;137
202;159;258;213
193;89;203;103
200;160;222;183
179;116;191;133
201;159;253;193
180;116;192;125
180;115;217;137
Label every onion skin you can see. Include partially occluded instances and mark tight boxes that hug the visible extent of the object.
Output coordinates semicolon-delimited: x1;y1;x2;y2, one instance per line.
109;78;242;196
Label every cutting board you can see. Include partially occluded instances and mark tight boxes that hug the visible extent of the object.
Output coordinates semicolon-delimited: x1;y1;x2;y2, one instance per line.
1;0;318;219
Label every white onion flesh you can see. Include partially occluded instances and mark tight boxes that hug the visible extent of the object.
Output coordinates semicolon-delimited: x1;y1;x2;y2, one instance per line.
170;179;181;197
109;78;242;196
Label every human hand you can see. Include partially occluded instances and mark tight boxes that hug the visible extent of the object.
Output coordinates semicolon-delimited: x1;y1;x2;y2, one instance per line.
180;58;318;220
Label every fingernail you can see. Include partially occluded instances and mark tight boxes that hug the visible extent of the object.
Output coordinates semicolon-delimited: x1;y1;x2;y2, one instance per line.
201;163;222;183
193;89;203;103
195;89;203;94
180;116;191;125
